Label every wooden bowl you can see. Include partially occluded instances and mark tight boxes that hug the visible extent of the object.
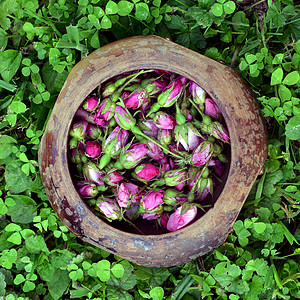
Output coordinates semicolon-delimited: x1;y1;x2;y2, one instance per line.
38;36;268;267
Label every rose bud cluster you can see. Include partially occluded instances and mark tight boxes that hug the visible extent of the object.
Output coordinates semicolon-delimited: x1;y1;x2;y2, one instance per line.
68;69;230;232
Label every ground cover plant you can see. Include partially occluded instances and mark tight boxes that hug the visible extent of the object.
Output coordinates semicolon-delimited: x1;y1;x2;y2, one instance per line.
0;0;299;299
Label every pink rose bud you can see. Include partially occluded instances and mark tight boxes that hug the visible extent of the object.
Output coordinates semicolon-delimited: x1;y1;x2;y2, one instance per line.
114;105;136;130
158;129;172;145
97;199;121;221
188;166;201;190
117;183;131;208
102;126;129;158
140;190;165;212
85;140;101;158
205;98;222;121
82;96;99;112
118;183;139;208
174;124;201;152
103;171;124;186
191;141;213;167
163;189;182;206
77;182;99;198
138;119;159;138
124;90;149;109
102;82;117;98
167;204;197;231
87;124;102;140
158;76;188;108
119;143;148;169
147;140;165;161
208;122;230;142
195;177;213;201
94;99;115;126
82;161;105;185
153;112;176;130
164;169;187;187
69;120;88;140
189;81;206;109
135;163;159;181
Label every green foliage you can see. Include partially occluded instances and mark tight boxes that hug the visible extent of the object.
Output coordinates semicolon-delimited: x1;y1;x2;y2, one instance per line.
0;0;299;298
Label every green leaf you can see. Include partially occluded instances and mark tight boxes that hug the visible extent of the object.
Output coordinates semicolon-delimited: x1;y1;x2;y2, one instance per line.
253;222;267;234
7;232;22;245
106;0;118;14
14;274;25;285
5;160;32;194
0;50;22;82
9;101;27;114
278;85;292;101
223;1;236;14
6;194;36;223
101;15;112;29
285;116;300;140
0;79;17;92
245;53;257;64
232;11;249;31
135;3;149;20
118;1;134;16
47;269;71;300
282;71;300;85
149;286;164;300
25;235;49;254
111;263;125;278
23;280;35;292
211;3;223;17
271;68;284;85
88;14;101;29
0;249;17;269
5;223;22;232
0;135;16;159
97;260;111;282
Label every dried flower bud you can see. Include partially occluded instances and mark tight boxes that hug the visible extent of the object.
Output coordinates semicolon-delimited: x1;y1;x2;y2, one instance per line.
102;126;129;158
164;169;187;187
134;163;159;181
69;120;88;140
85;140;101;158
119;143;149;169
174;123;201;152
167;204;197;231
114;105;136;130
94;99;115;126
82;96;99;112
82;161;105;185
97;199;121;221
189;81;205;109
139;190;164;213
191;141;213;167
205;98;222;121
153;112;176;130
77;182;99;198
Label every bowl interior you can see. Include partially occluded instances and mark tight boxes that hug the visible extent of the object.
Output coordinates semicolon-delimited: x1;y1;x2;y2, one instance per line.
67;68;232;235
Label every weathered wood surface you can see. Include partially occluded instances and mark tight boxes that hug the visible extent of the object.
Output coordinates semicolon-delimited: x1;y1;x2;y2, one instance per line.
38;35;268;267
